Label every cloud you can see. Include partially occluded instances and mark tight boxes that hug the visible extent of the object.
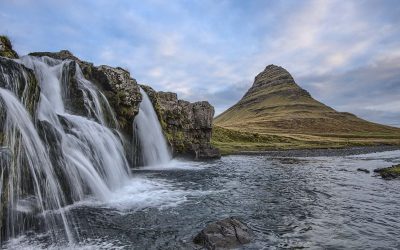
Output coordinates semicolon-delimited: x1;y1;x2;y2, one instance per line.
0;0;399;126
298;55;400;126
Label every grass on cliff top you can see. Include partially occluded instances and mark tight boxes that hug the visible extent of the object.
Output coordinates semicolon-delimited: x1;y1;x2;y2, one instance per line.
211;125;400;155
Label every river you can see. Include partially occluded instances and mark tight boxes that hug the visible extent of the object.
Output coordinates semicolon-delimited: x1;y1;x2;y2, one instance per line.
4;149;400;249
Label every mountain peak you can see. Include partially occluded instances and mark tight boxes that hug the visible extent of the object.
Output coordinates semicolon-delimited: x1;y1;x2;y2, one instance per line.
253;64;294;88
215;63;399;135
242;64;308;102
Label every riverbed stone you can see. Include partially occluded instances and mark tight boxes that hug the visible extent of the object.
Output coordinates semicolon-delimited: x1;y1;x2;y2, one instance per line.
193;217;252;249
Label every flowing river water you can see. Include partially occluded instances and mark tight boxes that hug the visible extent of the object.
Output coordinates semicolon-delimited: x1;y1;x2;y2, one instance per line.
3;149;400;249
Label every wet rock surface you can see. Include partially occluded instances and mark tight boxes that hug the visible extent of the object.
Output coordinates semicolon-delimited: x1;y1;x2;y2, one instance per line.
0;57;40;115
193;217;252;249
141;85;220;160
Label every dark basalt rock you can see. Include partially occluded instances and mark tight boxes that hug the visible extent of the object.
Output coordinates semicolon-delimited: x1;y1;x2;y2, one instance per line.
141;85;220;160
193;217;252;249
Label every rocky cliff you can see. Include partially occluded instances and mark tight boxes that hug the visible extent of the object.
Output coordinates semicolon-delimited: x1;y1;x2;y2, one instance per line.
141;85;220;159
0;37;219;160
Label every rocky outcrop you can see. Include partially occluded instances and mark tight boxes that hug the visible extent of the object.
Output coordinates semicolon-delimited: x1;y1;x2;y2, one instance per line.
94;65;141;131
0;36;18;59
3;39;219;160
193;217;253;249
29;50;141;135
141;85;220;160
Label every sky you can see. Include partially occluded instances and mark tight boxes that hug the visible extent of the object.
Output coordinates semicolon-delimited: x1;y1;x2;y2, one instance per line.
1;0;399;126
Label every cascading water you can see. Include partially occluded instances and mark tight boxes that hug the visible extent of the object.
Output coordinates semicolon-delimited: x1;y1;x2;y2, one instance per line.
18;56;131;200
134;88;171;166
0;53;173;246
0;55;134;244
0;88;72;243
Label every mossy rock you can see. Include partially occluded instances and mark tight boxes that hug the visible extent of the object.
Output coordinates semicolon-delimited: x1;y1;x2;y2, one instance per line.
374;164;400;179
0;36;18;59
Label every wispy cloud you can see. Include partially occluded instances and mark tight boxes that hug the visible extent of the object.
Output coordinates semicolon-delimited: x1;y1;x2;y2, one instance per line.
0;0;399;126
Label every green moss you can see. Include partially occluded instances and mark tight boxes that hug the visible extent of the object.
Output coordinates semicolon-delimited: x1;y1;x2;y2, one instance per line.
0;35;18;59
374;164;400;179
0;36;12;49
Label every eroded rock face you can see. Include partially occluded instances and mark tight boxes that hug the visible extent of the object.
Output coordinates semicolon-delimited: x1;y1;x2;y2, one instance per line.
95;65;141;131
193;217;253;249
141;85;220;160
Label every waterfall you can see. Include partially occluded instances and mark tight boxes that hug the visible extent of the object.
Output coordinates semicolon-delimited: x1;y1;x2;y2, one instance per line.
18;56;130;200
0;54;173;244
0;55;133;243
134;88;171;166
0;88;72;243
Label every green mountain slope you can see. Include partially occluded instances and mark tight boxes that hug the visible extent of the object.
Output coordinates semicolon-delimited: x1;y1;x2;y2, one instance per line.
213;65;400;153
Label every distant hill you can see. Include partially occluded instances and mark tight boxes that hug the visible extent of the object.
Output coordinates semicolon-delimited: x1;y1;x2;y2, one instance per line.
213;65;400;153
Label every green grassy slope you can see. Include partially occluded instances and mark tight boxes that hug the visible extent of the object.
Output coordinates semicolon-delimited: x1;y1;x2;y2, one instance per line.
213;65;400;153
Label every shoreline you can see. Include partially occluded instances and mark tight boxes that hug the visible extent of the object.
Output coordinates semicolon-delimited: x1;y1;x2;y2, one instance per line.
228;145;400;157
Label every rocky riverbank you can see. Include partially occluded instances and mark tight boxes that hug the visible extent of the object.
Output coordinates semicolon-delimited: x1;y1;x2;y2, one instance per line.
231;145;400;157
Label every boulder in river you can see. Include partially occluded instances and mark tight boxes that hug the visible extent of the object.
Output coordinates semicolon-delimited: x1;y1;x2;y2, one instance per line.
193;217;252;249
